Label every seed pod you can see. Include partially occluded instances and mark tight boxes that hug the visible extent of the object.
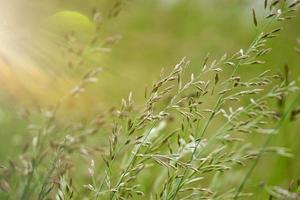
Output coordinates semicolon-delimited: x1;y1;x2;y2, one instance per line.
252;8;258;27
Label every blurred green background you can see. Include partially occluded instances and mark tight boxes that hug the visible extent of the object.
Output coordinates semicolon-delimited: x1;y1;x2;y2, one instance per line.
0;0;300;198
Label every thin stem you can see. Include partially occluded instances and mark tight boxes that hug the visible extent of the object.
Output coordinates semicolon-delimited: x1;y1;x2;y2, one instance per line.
165;14;277;200
109;124;155;200
234;92;300;199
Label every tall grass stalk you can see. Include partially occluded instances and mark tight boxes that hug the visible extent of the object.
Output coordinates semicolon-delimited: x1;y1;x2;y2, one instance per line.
1;1;300;200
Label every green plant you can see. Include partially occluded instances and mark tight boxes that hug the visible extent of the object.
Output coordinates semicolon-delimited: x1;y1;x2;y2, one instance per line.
1;0;300;200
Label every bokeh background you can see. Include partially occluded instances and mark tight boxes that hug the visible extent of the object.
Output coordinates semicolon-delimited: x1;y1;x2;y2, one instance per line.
0;0;300;198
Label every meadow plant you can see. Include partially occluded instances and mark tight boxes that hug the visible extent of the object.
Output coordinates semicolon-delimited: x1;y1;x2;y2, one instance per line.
1;0;300;200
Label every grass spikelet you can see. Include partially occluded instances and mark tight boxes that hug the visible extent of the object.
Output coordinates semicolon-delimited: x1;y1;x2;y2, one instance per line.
1;1;300;200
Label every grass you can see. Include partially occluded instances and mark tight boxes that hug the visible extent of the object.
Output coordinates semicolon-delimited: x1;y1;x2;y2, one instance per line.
1;0;300;199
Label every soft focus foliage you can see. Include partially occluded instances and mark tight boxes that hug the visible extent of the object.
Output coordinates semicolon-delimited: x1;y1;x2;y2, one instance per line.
0;0;300;199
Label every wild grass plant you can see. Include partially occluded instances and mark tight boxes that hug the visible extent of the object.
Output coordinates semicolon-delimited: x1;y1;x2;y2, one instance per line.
1;0;300;199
